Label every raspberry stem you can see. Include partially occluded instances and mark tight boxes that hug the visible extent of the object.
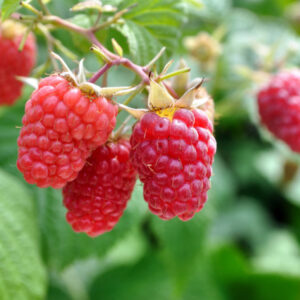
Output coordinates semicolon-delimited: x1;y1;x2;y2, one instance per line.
88;63;112;83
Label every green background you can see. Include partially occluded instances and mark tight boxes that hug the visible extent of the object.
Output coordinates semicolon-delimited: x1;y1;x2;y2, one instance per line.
1;0;300;299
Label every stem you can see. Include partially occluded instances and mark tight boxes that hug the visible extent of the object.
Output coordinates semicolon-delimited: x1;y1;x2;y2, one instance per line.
37;24;59;71
20;1;41;16
122;84;145;106
89;63;112;83
91;8;128;32
163;82;178;99
157;68;191;82
37;0;51;15
42;16;150;83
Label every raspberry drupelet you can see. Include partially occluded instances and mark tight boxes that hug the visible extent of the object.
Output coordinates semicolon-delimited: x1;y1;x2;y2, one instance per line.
0;20;36;105
257;70;300;153
130;108;216;221
17;75;118;188
63;139;137;237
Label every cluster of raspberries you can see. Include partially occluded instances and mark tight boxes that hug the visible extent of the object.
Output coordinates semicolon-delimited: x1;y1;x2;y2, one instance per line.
3;21;217;237
16;74;216;236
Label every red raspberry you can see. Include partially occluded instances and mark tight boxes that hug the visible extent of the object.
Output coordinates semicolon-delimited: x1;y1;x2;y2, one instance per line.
17;75;118;188
257;70;300;152
0;20;36;105
62;139;137;237
130;108;216;221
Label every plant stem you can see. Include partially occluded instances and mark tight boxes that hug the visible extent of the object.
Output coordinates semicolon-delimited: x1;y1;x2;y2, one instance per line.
42;16;150;83
89;63;112;83
37;0;51;15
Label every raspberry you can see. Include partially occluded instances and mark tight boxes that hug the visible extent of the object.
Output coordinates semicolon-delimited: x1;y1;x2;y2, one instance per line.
130;108;216;221
63;139;137;237
0;20;36;105
17;75;118;188
257;70;300;152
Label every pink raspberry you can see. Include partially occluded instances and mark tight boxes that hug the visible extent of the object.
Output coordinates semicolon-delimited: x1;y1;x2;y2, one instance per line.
257;70;300;152
0;20;36;105
63;139;137;237
17;75;118;188
130;108;216;221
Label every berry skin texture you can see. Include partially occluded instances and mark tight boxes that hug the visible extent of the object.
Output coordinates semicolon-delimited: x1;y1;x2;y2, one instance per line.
257;70;300;152
0;20;36;105
63;139;137;237
17;75;118;188
130;108;216;221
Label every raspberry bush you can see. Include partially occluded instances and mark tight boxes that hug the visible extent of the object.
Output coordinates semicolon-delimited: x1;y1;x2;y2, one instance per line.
0;0;300;299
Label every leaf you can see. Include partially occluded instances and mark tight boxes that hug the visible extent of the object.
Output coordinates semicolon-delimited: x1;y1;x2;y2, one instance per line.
151;211;212;297
209;244;249;285
0;98;27;178
1;0;20;21
209;198;273;248
37;181;147;270
232;273;300;300
0;169;46;299
185;0;203;9
252;230;300;277
89;251;172;300
113;0;186;67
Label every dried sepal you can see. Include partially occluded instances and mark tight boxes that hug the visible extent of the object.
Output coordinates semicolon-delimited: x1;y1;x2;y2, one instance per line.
16;76;39;89
77;59;87;83
148;79;175;110
118;104;148;119
172;59;189;97
175;78;204;108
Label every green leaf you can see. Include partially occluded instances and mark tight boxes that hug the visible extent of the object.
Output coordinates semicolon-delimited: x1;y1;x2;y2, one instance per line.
151;211;212;297
209;198;272;248
209;244;249;285
113;0;186;67
232;273;300;300
0;169;46;299
252;230;300;277
1;0;20;21
89;251;172;300
0;99;26;178
38;181;147;270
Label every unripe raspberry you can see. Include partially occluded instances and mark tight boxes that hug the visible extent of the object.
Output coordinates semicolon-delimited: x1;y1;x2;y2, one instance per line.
130;108;216;221
257;70;300;152
184;32;221;69
17;75;118;188
63;139;137;237
0;20;36;105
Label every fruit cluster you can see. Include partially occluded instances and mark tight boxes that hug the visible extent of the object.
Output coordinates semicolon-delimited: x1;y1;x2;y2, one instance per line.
2;21;217;237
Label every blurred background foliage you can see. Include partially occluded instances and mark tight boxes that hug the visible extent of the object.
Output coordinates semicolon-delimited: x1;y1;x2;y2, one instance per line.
1;0;300;299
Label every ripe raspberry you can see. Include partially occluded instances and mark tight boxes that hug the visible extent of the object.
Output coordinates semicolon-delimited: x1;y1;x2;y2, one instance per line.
17;75;118;188
257;70;300;152
130;108;216;221
63;139;137;237
0;20;36;105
